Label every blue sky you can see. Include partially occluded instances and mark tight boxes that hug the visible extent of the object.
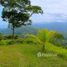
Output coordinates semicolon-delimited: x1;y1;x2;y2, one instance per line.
0;0;67;28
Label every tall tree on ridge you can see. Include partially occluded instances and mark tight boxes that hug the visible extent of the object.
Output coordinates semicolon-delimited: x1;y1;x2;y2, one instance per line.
0;0;43;39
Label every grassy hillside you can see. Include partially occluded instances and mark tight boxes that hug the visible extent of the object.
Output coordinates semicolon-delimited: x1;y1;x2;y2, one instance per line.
0;42;67;67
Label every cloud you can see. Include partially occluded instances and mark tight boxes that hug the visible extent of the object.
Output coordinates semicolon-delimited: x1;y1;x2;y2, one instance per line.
31;0;67;23
0;0;67;24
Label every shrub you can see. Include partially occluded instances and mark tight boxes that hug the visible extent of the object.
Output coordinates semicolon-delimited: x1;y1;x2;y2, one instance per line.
7;38;24;45
57;53;65;59
48;31;64;46
0;40;7;45
24;34;41;45
7;40;16;45
24;37;40;45
37;29;49;42
16;38;24;44
4;35;19;40
0;33;4;40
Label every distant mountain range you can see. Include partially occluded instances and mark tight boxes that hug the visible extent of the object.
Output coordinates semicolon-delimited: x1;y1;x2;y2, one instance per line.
0;26;37;35
0;22;67;38
32;22;67;38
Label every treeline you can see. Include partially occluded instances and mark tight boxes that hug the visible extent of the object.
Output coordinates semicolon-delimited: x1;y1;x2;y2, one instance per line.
0;29;65;45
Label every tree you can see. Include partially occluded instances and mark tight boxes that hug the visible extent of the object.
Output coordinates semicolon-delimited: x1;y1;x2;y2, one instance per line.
0;0;43;39
37;30;64;52
48;31;64;46
37;29;49;52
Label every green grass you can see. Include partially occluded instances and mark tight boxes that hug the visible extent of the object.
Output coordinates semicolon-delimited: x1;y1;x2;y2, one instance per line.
0;41;67;67
46;42;67;56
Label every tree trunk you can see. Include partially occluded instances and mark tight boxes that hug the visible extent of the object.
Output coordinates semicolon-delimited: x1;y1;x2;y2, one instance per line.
42;42;46;53
12;26;15;39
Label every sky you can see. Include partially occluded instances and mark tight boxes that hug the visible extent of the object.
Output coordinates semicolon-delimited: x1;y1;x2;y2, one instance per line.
0;0;67;28
31;0;67;23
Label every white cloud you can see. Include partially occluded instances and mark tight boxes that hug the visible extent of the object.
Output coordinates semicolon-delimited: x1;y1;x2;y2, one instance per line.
0;0;67;24
31;0;67;23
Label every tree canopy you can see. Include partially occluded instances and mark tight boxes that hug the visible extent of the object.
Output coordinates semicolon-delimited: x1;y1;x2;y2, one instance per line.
0;0;43;27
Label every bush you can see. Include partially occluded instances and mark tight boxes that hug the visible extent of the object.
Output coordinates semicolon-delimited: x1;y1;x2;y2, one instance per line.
0;33;4;40
7;40;16;45
16;38;24;44
24;38;39;45
0;40;7;45
7;38;24;45
24;34;41;45
57;53;65;59
4;35;18;39
48;31;64;46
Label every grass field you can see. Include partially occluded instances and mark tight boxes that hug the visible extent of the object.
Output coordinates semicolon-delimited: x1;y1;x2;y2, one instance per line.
0;42;67;67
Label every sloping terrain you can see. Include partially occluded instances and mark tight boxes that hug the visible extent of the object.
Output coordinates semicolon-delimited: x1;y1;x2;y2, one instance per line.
0;42;67;67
